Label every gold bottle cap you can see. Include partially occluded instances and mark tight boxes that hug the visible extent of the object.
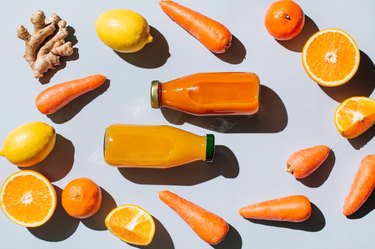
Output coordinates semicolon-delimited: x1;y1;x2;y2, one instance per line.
150;80;160;109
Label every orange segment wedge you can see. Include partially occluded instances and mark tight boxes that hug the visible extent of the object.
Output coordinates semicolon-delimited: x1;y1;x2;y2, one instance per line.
105;204;155;246
302;28;360;87
334;96;375;139
0;170;57;227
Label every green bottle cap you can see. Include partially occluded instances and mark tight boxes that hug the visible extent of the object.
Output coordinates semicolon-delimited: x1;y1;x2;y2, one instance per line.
205;134;215;162
150;80;160;108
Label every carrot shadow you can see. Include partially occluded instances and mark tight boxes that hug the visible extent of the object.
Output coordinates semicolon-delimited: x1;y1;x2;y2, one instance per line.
81;187;117;231
347;188;375;219
214;35;247;64
142;217;174;249
47;79;110;124
117;145;239;185
213;224;242;249
28;185;79;241
245;203;325;232
297;150;335;188
39;26;80;85
319;51;375;102
24;134;75;182
348;125;375;150
276;15;319;52
160;85;287;133
115;26;170;68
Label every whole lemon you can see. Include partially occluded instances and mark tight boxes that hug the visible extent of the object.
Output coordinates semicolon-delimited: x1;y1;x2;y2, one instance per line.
96;9;153;53
0;121;56;167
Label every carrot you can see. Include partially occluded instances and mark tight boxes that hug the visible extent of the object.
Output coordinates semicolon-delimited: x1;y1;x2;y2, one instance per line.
35;74;106;115
159;190;229;245
239;195;312;222
343;154;375;216
286;145;330;179
159;0;232;54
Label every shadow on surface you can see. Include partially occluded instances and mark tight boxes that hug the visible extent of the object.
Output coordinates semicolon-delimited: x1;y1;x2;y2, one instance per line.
25;134;75;182
118;145;238;185
160;85;287;133
39;26;80;84
245;203;325;232
298;150;335;188
82;187;117;231
213;225;242;249
47;79;110;124
319;51;375;102
347;188;375;219
115;26;170;68
276;15;319;52
214;35;246;64
348;125;375;150
142;217;174;249
28;186;79;241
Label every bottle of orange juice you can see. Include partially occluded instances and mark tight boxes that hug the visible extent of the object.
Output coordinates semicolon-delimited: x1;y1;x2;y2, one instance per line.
103;124;214;168
150;72;260;115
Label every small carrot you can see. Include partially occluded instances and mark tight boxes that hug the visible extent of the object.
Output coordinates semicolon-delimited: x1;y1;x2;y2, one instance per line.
35;74;106;115
343;154;375;216
159;0;232;54
239;195;312;222
286;145;330;179
159;190;229;245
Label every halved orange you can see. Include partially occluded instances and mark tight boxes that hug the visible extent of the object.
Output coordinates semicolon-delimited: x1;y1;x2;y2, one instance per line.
0;170;57;227
302;28;360;87
105;204;155;246
334;96;375;139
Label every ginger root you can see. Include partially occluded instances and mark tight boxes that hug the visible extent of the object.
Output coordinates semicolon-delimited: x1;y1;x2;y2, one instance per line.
17;11;74;78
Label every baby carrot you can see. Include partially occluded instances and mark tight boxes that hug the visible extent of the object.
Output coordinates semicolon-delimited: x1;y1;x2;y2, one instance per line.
239;195;312;222
343;155;375;216
159;190;229;245
35;74;106;115
286;145;330;179
159;0;232;54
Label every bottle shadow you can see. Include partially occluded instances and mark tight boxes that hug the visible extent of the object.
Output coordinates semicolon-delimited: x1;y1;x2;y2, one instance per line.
276;15;319;52
28;185;80;241
244;203;325;232
81;187;117;231
297;150;336;188
348;125;375;150
213;224;242;249
347;188;375;219
214;35;247;64
160;85;287;133
47;79;110;124
114;26;170;68
142;216;175;249
23;134;75;182
319;51;375;103
39;26;80;85
117;145;239;185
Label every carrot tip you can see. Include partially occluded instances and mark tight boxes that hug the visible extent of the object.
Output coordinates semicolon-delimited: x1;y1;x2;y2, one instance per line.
286;165;294;174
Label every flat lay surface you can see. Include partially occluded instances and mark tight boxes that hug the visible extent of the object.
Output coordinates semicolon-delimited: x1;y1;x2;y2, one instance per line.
0;0;374;248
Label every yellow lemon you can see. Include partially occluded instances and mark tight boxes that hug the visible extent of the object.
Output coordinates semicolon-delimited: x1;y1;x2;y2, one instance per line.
96;9;153;53
0;121;56;167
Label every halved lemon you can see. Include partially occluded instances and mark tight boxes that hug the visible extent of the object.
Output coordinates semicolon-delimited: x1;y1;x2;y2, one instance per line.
0;170;57;227
302;28;360;87
105;204;155;246
334;96;375;139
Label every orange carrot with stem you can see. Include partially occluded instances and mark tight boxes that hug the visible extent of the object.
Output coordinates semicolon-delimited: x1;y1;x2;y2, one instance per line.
35;74;106;115
286;145;331;179
343;154;375;216
159;190;229;245
239;195;312;222
159;0;232;54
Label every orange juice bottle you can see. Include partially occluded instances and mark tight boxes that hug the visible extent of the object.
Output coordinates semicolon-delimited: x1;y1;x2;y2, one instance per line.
150;72;260;115
103;124;214;168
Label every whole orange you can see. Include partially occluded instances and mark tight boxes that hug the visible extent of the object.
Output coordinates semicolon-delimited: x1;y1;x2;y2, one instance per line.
62;178;102;219
264;0;305;40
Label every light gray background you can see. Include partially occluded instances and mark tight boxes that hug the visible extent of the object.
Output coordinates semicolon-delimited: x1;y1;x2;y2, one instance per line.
0;0;374;248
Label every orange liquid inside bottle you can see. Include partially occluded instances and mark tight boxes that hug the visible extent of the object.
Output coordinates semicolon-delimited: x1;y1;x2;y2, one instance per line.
104;124;215;168
151;72;260;115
